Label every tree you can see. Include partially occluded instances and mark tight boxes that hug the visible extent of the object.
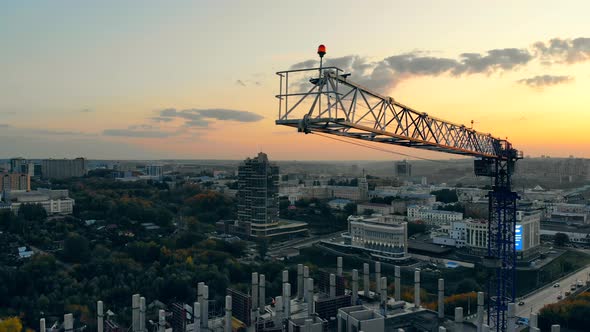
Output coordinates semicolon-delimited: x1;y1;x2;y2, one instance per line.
0;317;22;332
407;222;426;237
554;233;570;246
18;203;47;221
431;189;458;203
343;203;357;216
63;232;90;263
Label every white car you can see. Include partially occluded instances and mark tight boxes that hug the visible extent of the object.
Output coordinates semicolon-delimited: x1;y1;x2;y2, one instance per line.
553;283;560;288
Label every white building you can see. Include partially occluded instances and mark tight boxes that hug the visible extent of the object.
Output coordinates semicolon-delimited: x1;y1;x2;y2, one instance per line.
328;199;353;210
145;165;163;179
347;214;408;260
6;188;74;215
407;205;463;225
356;203;394;215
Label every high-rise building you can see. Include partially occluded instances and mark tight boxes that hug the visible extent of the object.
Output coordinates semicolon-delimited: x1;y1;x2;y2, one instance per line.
0;173;31;192
41;158;87;179
10;158;28;173
395;160;412;178
145;165;163;179
237;152;280;237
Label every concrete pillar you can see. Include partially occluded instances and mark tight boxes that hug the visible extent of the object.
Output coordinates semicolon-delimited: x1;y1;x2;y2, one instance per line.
225;295;232;332
158;310;165;332
307;278;314;317
297;264;304;299
414;269;421;308
507;303;516;332
551;325;560;332
132;294;140;332
251;273;259;311
380;277;387;306
438;327;446;332
304;319;312;332
259;274;266;314
303;266;310;302
202;285;209;328
337;257;343;277
275;296;283;320
284;283;291;319
193;302;201;332
454;307;464;332
283;270;289;285
40;318;46;332
197;282;205;320
363;263;370;297
352;269;359;305
64;314;73;332
437;278;444;319
530;328;540;332
477;292;484;332
530;313;538;328
482;325;490;332
97;301;104;332
140;297;146;332
394;266;401;301
397;329;405;332
329;273;336;298
375;262;381;297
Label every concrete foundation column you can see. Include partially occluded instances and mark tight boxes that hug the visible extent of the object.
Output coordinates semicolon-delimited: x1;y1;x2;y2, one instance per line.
64;314;73;332
132;294;140;332
140;297;146;332
225;296;232;332
304;319;312;332
297;264;304;299
284;283;291;319
438;327;446;332
394;266;401;301
454;307;464;332
337;257;343;277
330;273;336;298
363;263;370;297
202;285;209;328
437;279;444;319
352;269;359;305
530;313;538;329
507;303;516;332
414;269;421;308
551;325;560;332
303;266;310;302
259;274;266;314
307;278;314;317
158;310;165;332
193;302;201;332
97;301;104;332
482;324;490;332
530;328;540;332
40;318;46;332
197;282;205;321
275;296;283;321
380;277;387;307
375;262;381;297
251;273;259;312
477;292;484;332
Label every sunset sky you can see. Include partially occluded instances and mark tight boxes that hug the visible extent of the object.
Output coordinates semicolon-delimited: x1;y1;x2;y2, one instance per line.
1;0;589;160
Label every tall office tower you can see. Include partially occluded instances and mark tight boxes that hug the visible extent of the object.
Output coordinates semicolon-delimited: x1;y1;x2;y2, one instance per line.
10;158;28;173
237;152;280;238
395;160;412;178
41;158;87;179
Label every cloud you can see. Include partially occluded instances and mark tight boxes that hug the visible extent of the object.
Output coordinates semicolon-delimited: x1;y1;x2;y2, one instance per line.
155;108;263;127
288;37;590;92
34;129;90;136
534;37;590;64
516;75;573;88
103;128;173;138
0;124;12;128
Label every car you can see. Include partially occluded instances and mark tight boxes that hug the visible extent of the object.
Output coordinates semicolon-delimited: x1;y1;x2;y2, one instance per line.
553;283;560;288
565;291;571;296
557;295;563;300
518;301;525;306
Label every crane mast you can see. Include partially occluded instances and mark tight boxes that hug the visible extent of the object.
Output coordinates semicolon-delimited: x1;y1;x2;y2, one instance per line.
275;48;522;332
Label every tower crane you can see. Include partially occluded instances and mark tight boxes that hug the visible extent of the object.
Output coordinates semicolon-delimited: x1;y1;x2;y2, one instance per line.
275;45;522;332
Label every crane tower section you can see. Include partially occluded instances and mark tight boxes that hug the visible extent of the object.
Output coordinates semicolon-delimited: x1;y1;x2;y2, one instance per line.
275;56;522;332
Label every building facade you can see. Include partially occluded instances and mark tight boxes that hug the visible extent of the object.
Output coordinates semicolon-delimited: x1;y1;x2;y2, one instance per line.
41;158;87;179
7;188;74;215
0;173;31;192
347;215;408;260
407;205;463;225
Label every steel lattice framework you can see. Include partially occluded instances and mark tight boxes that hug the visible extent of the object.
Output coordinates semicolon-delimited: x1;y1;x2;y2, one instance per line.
275;66;522;332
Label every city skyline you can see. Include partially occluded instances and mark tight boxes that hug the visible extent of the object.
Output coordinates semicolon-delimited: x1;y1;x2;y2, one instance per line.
1;1;590;160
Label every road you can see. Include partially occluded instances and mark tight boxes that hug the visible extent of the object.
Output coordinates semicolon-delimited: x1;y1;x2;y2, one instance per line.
268;230;345;253
516;265;590;317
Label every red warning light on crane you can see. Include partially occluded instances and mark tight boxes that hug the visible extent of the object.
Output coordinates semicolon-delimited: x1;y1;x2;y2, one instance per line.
317;44;326;58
